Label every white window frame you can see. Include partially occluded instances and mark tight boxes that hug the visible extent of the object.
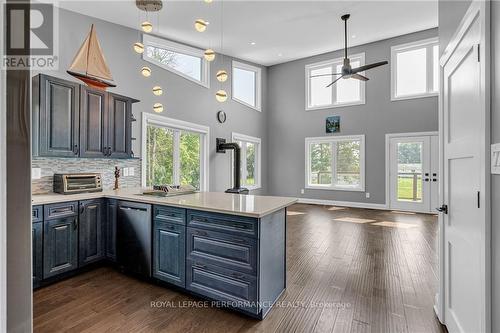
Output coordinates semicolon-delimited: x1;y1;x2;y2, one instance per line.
231;60;262;112
231;132;262;190
391;37;439;101
142;34;210;88
305;134;365;191
305;53;366;111
141;113;210;191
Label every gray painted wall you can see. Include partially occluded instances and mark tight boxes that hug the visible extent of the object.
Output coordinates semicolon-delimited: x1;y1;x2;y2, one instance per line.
38;8;269;194
266;29;438;205
438;0;472;55
491;2;500;331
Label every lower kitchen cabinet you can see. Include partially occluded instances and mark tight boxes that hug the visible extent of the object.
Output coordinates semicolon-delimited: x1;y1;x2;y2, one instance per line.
106;199;118;261
79;199;105;266
153;220;185;287
32;221;43;288
43;216;78;279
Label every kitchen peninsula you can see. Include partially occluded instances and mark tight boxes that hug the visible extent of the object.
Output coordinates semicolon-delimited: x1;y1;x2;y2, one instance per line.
32;189;296;319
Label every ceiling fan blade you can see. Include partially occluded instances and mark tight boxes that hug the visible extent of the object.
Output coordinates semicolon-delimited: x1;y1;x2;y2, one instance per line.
351;61;388;74
310;73;342;78
326;75;344;88
351;73;369;81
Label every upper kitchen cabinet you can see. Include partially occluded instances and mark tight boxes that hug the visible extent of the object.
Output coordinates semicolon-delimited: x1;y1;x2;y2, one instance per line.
79;87;108;158
32;74;80;157
107;93;136;158
32;74;138;159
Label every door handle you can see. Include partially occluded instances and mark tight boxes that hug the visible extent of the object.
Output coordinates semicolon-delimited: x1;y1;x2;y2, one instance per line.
436;204;448;214
73;144;79;155
424;178;430;182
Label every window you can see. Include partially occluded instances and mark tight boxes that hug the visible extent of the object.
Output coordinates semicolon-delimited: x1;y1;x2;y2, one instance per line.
143;34;210;87
142;113;209;190
305;135;365;191
391;37;439;100
306;53;366;110
231;133;261;190
232;61;262;111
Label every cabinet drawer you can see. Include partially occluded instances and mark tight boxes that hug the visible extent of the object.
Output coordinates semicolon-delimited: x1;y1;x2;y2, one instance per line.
186;259;258;315
187;210;258;238
44;201;78;220
187;228;257;275
32;205;43;223
154;205;186;225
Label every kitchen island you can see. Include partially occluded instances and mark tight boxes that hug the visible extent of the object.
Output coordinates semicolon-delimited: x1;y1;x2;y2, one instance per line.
32;189;296;319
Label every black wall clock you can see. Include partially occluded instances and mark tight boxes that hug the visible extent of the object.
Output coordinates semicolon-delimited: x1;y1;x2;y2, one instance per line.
217;110;226;123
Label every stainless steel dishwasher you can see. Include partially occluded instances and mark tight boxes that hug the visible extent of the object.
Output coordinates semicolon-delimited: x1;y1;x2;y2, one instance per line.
116;201;152;277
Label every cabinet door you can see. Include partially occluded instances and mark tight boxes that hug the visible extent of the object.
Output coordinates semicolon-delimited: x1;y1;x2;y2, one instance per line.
153;220;185;287
107;94;132;158
32;222;43;288
37;75;80;157
79;199;105;266
80;87;107;158
106;199;117;261
43;217;78;279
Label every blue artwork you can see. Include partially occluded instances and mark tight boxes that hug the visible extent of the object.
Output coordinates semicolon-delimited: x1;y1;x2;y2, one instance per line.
326;116;340;133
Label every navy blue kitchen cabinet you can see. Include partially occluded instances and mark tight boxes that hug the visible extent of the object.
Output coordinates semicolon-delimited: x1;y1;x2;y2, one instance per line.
153;219;186;287
106;199;118;262
79;199;105;266
43;202;79;279
32;206;43;288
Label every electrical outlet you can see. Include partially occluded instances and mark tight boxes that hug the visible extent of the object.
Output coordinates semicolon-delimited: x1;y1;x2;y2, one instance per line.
129;167;134;176
365;192;370;198
123;167;129;177
300;189;305;195
32;168;41;180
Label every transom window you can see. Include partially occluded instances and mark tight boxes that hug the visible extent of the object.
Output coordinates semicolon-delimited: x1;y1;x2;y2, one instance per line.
142;113;209;190
306;53;366;110
143;34;210;87
232;61;262;111
232;133;261;190
391;37;439;100
305;135;365;191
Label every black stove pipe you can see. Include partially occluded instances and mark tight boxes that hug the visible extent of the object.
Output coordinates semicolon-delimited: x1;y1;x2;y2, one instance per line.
216;138;249;194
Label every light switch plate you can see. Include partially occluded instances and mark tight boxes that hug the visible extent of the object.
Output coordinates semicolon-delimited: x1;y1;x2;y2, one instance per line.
129;167;134;176
492;143;500;174
32;168;41;180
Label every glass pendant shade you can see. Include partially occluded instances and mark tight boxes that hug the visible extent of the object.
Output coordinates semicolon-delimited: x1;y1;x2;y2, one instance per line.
204;49;215;61
153;103;163;113
133;42;144;54
141;66;152;77
194;19;208;32
152;86;163;96
215;90;228;102
216;70;228;82
141;21;153;33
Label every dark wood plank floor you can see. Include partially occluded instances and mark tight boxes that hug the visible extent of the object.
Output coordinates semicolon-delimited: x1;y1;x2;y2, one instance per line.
34;204;445;333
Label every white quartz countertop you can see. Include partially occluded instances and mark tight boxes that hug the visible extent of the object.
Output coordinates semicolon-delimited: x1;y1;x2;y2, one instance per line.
32;188;297;218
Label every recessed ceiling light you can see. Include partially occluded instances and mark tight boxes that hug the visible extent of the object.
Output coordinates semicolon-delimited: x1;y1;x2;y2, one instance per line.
278;53;283;57
352;34;357;38
250;42;256;45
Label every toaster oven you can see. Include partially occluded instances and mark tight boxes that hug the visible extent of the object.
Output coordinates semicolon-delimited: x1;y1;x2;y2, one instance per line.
53;173;103;194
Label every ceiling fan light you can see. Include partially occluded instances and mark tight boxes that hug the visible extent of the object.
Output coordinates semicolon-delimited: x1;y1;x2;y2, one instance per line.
215;90;227;102
141;21;153;33
216;70;228;82
152;86;163;96
133;42;144;54
194;19;208;32
153;102;163;113
141;66;152;77
204;49;216;61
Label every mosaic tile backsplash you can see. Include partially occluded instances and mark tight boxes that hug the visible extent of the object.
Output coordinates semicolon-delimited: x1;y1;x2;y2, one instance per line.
32;157;142;194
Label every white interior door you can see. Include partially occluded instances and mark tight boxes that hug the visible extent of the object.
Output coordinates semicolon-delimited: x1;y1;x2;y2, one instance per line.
389;135;437;213
442;7;487;333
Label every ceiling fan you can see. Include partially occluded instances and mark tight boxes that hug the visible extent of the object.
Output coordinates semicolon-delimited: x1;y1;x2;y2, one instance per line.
311;14;388;88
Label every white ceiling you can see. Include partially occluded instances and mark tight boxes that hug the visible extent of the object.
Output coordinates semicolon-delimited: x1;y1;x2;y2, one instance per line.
58;0;438;66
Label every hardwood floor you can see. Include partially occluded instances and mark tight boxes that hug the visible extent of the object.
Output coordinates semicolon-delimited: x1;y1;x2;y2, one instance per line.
33;204;445;333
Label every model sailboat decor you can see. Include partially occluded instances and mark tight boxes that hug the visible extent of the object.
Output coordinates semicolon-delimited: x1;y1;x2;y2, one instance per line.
67;24;116;90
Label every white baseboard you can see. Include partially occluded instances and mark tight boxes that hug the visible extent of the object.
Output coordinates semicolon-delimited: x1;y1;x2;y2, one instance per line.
297;198;388;210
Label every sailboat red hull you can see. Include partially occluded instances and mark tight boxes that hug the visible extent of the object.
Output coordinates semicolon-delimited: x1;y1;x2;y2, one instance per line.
67;71;116;90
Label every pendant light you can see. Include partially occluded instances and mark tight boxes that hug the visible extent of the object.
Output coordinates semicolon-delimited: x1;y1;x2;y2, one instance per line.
153;102;164;113
141;66;152;77
152;86;163;96
133;42;144;54
215;90;227;102
195;19;208;32
204;49;215;62
141;21;153;33
216;70;228;82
